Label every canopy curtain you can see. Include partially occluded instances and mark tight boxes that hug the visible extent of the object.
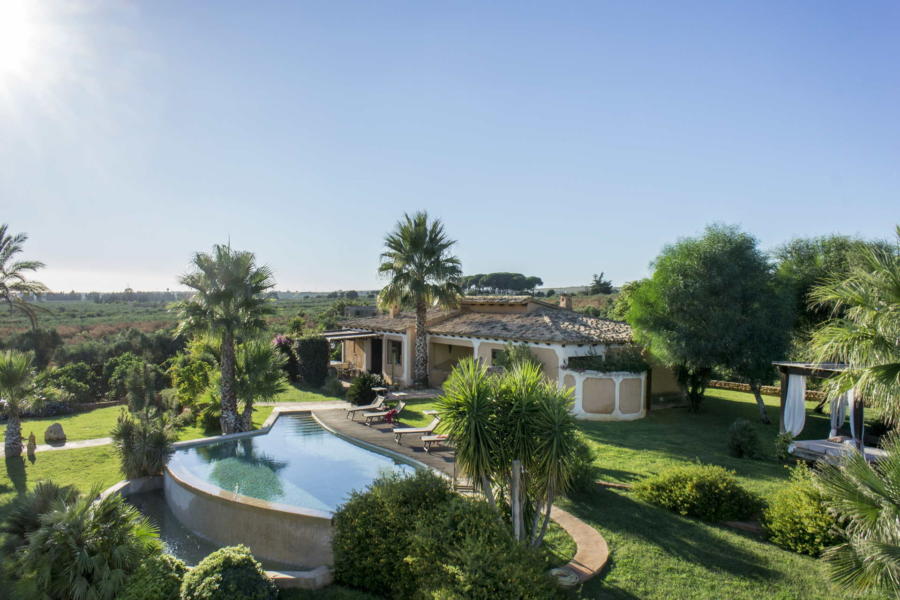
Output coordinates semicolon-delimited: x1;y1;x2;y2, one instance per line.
783;374;807;436
829;389;858;439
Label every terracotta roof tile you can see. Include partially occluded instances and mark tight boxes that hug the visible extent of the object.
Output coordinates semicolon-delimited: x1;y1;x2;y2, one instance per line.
428;308;632;344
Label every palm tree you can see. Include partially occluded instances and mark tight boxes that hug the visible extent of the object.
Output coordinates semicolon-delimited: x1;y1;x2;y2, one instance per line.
235;340;287;430
815;435;900;595
809;226;900;423
378;212;462;387
0;350;35;458
0;224;49;328
175;245;275;434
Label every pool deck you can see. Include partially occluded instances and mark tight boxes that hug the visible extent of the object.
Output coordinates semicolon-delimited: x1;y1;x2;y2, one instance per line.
311;407;609;586
312;408;457;478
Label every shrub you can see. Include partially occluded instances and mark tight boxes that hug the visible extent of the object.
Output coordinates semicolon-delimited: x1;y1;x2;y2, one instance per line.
408;497;563;600
727;418;761;458
633;463;762;521
345;372;383;406
111;409;176;478
17;491;160;600
566;345;649;373
180;545;277;600
492;342;542;372
35;361;99;404
566;433;598;496
273;335;300;382
296;336;330;388
332;470;455;597
120;553;187;600
104;352;145;400
0;481;79;553
763;466;840;556
322;376;345;398
774;432;794;462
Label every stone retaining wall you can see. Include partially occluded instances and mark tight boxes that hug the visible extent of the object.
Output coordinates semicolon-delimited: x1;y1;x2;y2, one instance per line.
708;380;826;402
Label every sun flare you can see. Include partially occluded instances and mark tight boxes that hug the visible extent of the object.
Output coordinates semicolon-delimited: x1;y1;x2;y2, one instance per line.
0;0;37;77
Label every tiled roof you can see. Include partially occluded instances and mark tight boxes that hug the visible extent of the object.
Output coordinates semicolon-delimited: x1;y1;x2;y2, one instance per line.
345;309;454;333
430;308;632;345
460;295;532;304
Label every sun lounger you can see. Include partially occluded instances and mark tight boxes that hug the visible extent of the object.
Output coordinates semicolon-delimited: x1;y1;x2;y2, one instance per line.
392;417;441;444
421;434;449;452
363;400;406;425
345;396;385;419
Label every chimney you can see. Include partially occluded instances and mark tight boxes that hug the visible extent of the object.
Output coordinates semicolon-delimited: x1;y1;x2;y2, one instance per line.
560;295;572;310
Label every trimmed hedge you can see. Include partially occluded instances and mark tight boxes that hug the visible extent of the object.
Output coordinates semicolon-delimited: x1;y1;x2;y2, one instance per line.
633;463;762;522
296;336;330;388
762;467;840;556
180;545;277;600
120;553;187;600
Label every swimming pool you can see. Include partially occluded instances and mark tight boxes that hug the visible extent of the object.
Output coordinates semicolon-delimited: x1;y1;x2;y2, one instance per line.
162;411;420;567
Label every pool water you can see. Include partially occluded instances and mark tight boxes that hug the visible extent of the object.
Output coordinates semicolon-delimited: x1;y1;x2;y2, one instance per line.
167;413;417;513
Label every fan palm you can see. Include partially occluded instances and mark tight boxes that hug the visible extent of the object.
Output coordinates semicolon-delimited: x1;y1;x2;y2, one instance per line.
809;226;900;423
815;435;900;595
175;245;275;434
0;350;35;458
378;212;462;387
235;340;287;430
0;224;49;328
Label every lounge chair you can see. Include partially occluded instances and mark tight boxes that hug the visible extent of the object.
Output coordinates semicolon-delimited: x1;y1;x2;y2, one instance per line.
363;401;406;426
421;434;449;452
393;417;441;444
345;395;385;419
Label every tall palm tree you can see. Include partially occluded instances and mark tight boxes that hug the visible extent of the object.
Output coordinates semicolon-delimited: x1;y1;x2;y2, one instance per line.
378;212;462;387
0;350;36;457
815;435;900;595
235;340;287;430
810;226;900;423
175;245;275;434
0;224;49;328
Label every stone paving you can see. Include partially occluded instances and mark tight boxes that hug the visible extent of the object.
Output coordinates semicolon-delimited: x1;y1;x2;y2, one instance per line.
0;436;113;457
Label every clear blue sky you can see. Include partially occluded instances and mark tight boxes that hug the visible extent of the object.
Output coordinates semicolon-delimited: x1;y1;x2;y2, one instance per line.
1;1;897;292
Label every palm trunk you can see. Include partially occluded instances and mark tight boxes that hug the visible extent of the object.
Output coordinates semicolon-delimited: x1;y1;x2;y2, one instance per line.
4;411;22;458
750;383;771;424
531;490;555;547
511;459;523;541
241;397;254;431
220;330;240;434
413;301;428;388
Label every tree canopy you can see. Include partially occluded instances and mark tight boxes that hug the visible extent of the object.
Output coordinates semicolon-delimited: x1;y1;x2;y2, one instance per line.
461;272;543;295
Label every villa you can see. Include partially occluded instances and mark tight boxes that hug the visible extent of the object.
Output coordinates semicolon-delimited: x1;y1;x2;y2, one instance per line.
326;295;681;421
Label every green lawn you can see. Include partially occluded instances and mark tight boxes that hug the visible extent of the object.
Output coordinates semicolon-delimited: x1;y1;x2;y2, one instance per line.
271;384;343;403
1;405;123;443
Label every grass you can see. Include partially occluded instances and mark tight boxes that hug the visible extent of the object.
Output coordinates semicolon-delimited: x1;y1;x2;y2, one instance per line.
272;384;343;403
1;405;122;443
173;405;276;441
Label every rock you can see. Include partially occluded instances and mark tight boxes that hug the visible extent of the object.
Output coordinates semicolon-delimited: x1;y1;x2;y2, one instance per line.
44;423;66;444
26;432;36;456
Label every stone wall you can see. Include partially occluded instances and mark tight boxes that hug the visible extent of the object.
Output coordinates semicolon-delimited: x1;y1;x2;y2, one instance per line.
708;380;826;402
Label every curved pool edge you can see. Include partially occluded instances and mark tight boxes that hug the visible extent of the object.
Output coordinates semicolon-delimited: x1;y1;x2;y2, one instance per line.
100;475;333;590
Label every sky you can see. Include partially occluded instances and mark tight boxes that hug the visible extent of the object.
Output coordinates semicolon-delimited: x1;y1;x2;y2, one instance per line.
1;1;898;292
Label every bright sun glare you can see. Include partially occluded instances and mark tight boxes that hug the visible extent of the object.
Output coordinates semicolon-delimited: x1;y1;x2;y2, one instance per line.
0;0;37;77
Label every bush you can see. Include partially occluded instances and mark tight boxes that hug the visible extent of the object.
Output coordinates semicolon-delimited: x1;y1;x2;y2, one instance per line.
774;432;794;462
633;463;762;521
492;342;542;372
763;466;840;556
0;481;79;553
35;361;99;404
273;335;300;382
322;376;345;398
566;433;598;496
111;409;176;478
332;470;456;597
17;491;160;600
180;545;277;600
296;336;330;388
727;419;761;459
345;372;383;406
407;497;563;600
120;553;187;600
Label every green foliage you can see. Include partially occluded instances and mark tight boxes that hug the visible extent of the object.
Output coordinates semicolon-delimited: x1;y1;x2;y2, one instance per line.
461;272;543;294
491;341;541;371
763;466;839;556
322;375;345;397
180;545;277;600
105;352;146;401
111;409;176;478
588;272;614;295
17;489;161;600
332;470;456;597
407;496;563;600
567;432;598;496
35;361;99;404
296;336;330;387
0;224;49;329
727;419;761;459
124;361;167;412
775;432;795;461
3;327;62;370
627;224;792;412
567;345;648;373
120;553;187;600
815;433;900;595
607;280;643;321
0;481;79;553
167;347;216;409
234;340;287;428
633;463;763;521
345;372;383;406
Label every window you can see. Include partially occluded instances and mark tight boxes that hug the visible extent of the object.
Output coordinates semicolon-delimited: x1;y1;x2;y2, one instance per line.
390;340;403;365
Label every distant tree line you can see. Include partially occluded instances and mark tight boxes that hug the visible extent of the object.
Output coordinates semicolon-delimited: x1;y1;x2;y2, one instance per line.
461;272;543;295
